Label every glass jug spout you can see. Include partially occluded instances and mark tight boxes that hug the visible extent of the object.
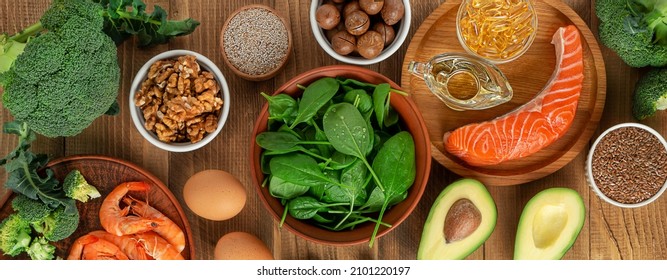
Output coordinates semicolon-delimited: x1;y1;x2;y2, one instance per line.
407;61;427;81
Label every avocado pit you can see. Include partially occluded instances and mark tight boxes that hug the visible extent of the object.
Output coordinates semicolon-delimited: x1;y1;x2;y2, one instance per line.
444;198;481;243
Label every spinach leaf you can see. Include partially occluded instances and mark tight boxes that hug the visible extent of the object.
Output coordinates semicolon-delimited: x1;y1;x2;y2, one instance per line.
343;89;373;113
256;131;329;151
269;176;310;200
328;151;357;170
368;131;416;247
290;77;339;128
269;153;331;186
372;83;391;129
322;103;372;158
261;93;298;125
339;159;368;204
288;196;348;220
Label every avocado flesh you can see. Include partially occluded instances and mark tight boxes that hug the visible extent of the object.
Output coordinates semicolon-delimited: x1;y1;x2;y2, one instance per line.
514;188;585;260
417;178;497;260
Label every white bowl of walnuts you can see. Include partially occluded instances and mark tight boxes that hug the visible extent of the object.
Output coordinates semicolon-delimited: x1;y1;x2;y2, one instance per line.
130;49;231;153
310;0;411;65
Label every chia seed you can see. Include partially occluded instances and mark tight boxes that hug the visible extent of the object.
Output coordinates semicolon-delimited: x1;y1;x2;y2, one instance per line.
591;126;667;204
223;7;289;76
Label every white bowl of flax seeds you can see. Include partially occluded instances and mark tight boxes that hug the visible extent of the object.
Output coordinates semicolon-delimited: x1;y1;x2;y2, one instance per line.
586;123;667;208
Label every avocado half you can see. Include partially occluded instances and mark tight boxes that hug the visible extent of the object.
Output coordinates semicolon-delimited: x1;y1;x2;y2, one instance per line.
514;188;585;260
417;178;497;260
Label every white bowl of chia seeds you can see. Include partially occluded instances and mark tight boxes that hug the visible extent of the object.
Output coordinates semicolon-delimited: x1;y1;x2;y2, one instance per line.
220;4;292;81
586;123;667;208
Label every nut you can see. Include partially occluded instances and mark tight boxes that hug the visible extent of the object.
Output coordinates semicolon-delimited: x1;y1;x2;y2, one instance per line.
359;0;384;15
443;199;482;243
332;30;356;55
343;0;361;16
316;3;341;30
381;0;405;26
356;30;384;59
373;22;396;46
345;10;370;36
135;55;223;144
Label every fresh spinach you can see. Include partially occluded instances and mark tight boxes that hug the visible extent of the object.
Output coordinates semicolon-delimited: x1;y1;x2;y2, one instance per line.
290;77;339;128
257;77;416;248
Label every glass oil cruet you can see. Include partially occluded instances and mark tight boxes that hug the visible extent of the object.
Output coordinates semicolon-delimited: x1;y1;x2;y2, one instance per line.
407;53;513;111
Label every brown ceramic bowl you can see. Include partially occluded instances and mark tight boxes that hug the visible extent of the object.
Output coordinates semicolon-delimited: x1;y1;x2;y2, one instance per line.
250;65;431;245
219;4;292;81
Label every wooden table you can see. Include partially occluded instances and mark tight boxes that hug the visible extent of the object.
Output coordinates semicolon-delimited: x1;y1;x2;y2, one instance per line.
1;0;665;260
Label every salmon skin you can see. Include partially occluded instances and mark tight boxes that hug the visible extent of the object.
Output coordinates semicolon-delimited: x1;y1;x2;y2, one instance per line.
444;25;584;167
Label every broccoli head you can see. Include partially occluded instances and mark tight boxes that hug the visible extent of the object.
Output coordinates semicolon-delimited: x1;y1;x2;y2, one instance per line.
633;68;667;120
63;169;101;203
31;206;80;242
11;194;53;223
596;0;667;67
1;13;120;137
26;236;56;260
0;214;32;257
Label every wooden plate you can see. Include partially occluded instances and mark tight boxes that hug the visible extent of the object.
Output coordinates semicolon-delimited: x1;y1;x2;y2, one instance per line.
0;155;194;260
400;0;606;186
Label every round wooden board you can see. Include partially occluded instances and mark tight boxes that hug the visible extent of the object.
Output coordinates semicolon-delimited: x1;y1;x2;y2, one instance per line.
0;155;194;260
400;0;606;186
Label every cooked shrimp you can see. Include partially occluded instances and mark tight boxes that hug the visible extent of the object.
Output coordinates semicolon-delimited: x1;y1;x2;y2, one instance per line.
68;234;129;260
88;230;150;260
134;231;184;260
99;181;159;236
123;195;186;253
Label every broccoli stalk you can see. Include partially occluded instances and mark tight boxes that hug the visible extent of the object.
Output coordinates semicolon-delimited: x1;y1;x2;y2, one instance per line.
63;170;101;203
633;68;667;120
0;214;32;257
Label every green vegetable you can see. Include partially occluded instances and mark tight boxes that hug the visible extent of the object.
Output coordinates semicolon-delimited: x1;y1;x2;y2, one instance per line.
11;194;53;223
368;131;416;247
290;77;339;128
257;77;415;247
26;236;56;260
596;0;667;67
0;0;199;137
633;68;667;120
0;214;32;257
0;122;76;213
31;206;80;242
63;169;101;203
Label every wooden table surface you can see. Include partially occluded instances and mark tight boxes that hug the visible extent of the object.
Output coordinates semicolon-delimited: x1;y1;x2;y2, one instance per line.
1;0;666;260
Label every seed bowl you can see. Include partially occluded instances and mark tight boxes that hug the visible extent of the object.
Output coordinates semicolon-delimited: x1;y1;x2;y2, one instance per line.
130;49;230;153
250;65;431;245
220;4;292;81
586;123;667;208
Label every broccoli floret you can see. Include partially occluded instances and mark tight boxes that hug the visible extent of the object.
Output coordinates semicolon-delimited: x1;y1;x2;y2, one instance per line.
596;0;667;67
40;0;104;31
633;68;667;120
11;194;53;223
63;169;101;203
26;236;56;260
0;1;119;138
0;214;32;257
32;206;79;242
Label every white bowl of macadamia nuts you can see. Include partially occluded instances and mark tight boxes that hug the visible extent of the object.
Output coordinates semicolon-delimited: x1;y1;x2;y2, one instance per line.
310;0;411;65
130;50;231;153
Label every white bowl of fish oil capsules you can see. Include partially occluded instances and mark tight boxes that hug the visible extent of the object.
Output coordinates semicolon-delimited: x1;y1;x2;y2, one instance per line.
220;4;292;81
586;123;667;208
456;0;538;64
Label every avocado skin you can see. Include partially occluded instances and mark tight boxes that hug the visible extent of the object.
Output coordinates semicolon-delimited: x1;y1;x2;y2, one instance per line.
513;187;585;260
417;178;497;260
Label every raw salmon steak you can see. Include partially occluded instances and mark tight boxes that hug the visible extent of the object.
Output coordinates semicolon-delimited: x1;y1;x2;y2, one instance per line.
444;25;584;166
